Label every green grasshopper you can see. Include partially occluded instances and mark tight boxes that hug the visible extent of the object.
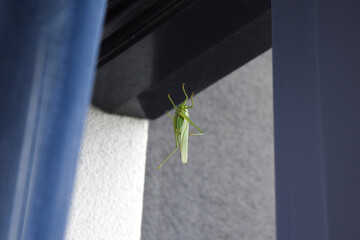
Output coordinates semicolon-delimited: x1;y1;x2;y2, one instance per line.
156;83;204;170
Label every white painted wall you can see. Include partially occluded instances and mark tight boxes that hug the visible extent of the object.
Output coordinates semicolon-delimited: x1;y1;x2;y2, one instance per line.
65;107;149;240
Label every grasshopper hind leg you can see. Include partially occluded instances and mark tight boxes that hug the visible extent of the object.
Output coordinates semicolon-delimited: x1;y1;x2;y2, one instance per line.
156;145;178;170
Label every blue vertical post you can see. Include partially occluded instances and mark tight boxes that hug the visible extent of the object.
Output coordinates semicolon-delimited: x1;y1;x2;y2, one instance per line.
0;1;106;239
273;0;360;239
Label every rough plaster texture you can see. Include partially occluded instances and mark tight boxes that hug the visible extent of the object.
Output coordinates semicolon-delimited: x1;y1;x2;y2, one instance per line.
142;50;275;240
65;107;149;240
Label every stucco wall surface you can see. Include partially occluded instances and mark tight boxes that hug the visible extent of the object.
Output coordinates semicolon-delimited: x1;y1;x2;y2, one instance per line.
65;107;149;240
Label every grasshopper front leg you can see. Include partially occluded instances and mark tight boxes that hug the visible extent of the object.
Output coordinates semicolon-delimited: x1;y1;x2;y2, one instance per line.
165;110;174;119
184;92;195;109
168;94;179;111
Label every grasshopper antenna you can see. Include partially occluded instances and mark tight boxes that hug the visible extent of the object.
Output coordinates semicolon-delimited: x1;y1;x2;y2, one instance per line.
193;65;210;95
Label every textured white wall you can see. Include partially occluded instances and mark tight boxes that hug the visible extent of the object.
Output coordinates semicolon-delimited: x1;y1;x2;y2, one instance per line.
65;107;149;240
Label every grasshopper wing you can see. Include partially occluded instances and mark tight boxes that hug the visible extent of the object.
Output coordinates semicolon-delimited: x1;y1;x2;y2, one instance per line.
179;110;190;163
